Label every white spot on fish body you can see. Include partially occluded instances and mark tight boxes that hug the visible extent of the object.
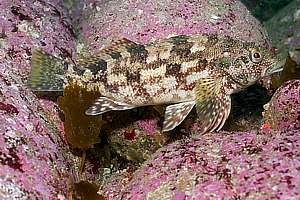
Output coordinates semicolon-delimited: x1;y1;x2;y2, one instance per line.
144;83;161;97
190;43;206;54
140;64;166;81
159;48;172;60
118;85;135;98
107;74;127;84
180;60;199;73
186;70;209;85
161;77;177;90
223;52;230;57
145;46;159;64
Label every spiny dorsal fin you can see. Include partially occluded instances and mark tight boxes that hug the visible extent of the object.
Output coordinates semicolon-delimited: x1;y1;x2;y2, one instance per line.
162;101;195;132
28;49;65;92
77;38;144;66
85;97;136;116
195;77;231;134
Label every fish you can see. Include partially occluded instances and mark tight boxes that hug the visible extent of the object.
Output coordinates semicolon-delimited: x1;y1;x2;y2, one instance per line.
28;34;285;134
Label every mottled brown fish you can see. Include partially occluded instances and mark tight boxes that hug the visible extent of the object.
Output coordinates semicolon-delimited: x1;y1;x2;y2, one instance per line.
28;34;285;134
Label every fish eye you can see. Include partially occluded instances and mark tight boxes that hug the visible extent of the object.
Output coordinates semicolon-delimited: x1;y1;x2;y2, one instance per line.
250;49;262;63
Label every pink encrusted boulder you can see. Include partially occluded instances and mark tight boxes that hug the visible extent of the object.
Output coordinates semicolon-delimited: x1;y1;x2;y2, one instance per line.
0;0;77;199
263;0;300;89
102;129;300;199
76;0;272;55
264;80;300;130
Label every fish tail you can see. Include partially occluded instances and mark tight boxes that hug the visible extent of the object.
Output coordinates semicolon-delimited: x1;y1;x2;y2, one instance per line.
28;49;65;92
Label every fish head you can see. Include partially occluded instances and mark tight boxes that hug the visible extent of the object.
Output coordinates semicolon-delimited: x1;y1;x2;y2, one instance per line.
224;42;286;88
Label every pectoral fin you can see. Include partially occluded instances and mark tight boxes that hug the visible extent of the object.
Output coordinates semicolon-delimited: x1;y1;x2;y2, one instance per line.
85;97;136;115
195;77;231;134
162;101;195;132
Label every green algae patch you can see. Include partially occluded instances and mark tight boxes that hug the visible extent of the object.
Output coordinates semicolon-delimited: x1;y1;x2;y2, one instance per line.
58;83;105;150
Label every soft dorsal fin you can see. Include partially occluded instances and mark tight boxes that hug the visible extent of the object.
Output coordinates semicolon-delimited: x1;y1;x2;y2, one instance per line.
77;38;144;66
195;76;231;134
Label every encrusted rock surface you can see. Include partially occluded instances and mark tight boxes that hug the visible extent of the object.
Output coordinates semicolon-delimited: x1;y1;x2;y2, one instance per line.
265;0;300;65
0;0;76;199
264;80;300;130
102;129;300;199
76;0;272;56
264;0;300;85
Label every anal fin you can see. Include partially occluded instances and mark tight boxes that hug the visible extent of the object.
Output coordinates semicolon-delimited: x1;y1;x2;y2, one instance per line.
162;101;195;132
85;97;136;115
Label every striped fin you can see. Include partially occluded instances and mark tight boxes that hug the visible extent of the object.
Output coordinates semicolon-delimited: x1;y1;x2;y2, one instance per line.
28;49;65;92
195;77;231;134
162;101;195;132
85;97;136;115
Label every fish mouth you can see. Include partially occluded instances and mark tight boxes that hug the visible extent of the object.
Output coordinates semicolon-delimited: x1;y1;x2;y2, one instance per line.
264;53;287;76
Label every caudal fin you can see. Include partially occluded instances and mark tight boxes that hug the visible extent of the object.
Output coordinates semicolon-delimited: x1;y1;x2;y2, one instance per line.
28;49;65;92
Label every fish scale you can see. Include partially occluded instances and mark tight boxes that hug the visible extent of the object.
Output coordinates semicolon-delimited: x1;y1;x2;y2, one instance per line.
28;34;285;133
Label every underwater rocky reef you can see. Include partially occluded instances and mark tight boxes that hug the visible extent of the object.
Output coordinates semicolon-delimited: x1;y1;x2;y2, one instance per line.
0;0;299;199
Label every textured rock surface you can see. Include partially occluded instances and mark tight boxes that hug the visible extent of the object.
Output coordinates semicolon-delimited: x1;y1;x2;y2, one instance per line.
241;0;293;21
264;0;300;87
0;0;77;199
76;0;272;56
265;0;300;64
264;80;300;130
102;129;300;199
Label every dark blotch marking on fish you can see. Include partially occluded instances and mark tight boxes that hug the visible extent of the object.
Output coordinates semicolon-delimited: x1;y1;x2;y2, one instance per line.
240;56;249;64
106;84;119;93
147;59;165;70
166;63;181;76
222;36;236;51
197;59;208;68
126;44;148;62
242;41;256;50
170;42;193;59
207;34;219;47
108;51;122;59
73;65;85;76
126;71;140;83
86;59;108;75
91;72;107;83
133;85;151;102
168;35;189;45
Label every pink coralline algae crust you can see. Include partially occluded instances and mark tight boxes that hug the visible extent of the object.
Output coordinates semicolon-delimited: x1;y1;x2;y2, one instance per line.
137;118;159;137
264;80;300;130
103;130;300;199
0;0;77;199
109;123;165;163
77;0;271;55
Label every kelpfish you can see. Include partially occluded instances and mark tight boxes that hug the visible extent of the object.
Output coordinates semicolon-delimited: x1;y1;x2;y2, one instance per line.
28;34;285;134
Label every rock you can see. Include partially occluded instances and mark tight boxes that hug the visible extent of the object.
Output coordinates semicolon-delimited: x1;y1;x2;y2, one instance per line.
264;80;300;131
0;0;77;199
102;129;300;199
240;0;293;22
76;0;272;56
264;0;300;86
